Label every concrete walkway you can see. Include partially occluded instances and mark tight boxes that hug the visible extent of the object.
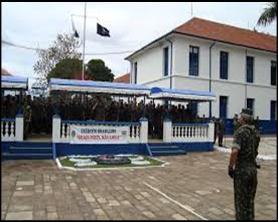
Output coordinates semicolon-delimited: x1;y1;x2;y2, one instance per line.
215;135;276;160
2;149;276;220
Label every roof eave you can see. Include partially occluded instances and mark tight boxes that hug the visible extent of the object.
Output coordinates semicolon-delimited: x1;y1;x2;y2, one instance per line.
125;31;174;61
173;31;277;54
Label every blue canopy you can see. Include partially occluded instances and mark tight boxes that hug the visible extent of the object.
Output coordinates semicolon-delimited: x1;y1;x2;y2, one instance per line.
149;87;216;102
1;75;28;90
49;78;151;96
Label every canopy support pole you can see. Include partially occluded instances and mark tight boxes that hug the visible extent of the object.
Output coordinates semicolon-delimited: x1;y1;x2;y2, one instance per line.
143;96;146;117
18;90;23;115
117;95;120;121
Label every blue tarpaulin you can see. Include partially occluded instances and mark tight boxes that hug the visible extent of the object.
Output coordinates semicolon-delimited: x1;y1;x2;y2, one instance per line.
49;78;216;102
49;78;151;96
149;87;216;102
1;75;28;90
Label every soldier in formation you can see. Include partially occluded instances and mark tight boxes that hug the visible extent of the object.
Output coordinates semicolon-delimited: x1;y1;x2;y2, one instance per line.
228;108;260;220
1;94;207;138
23;96;32;139
233;113;240;133
217;118;225;147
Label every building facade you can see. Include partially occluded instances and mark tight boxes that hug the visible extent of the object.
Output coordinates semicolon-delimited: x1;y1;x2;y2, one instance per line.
126;17;277;133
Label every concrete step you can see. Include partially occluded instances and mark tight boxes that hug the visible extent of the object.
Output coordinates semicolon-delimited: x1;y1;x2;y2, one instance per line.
9;146;52;154
151;150;187;156
149;145;182;152
2;152;53;160
148;145;180;149
9;142;53;148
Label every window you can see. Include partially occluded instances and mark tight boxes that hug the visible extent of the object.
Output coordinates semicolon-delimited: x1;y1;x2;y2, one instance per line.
271;61;277;86
189;46;199;76
134;62;137;84
270;100;277;120
163;47;169;76
246;98;254;113
246;56;254;83
219;96;228;119
220;51;228;79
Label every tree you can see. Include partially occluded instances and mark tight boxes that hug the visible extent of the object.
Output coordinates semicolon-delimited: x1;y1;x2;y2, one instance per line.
257;2;277;26
47;58;83;80
33;33;81;85
86;59;114;82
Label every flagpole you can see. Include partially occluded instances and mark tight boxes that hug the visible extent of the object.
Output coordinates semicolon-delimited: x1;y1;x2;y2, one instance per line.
82;2;87;81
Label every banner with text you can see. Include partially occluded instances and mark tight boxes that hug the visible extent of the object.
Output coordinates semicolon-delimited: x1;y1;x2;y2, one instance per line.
70;125;129;144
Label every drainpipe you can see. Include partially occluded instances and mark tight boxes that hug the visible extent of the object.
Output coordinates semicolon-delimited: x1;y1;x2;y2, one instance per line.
166;39;173;112
130;62;133;84
209;41;216;118
166;39;173;90
245;49;247;108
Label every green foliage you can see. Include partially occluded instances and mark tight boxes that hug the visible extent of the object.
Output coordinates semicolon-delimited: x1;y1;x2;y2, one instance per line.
257;2;277;26
86;59;114;82
47;58;82;80
33;33;81;84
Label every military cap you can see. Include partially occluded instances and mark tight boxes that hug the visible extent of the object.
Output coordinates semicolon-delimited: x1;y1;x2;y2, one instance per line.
240;108;253;118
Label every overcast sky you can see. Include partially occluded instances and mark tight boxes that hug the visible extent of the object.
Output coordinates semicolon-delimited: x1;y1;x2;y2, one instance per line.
2;2;277;84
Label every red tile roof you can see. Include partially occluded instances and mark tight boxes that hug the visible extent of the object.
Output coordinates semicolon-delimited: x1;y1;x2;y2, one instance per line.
174;17;276;53
126;17;276;60
113;73;130;83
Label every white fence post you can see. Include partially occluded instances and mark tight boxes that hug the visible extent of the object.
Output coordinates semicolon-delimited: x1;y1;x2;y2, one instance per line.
208;121;215;142
15;114;24;141
163;118;172;143
52;114;61;143
139;117;148;143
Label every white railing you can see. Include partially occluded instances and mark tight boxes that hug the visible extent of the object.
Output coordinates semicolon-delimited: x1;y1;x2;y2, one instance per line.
1;118;16;141
52;115;148;144
172;123;209;142
163;119;214;143
1;115;24;142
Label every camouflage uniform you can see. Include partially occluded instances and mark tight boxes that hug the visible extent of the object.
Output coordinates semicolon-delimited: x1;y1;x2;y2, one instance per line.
253;116;260;131
232;123;260;220
94;99;106;121
24;102;32;139
233;114;240;133
218;119;225;146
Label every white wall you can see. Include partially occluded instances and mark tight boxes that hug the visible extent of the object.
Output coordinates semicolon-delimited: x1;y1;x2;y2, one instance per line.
173;75;210;117
173;35;276;86
246;85;276;119
172;35;276;120
173;35;210;78
128;34;276;120
131;42;171;84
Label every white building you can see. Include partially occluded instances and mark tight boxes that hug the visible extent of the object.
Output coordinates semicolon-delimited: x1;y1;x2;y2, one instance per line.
126;17;277;124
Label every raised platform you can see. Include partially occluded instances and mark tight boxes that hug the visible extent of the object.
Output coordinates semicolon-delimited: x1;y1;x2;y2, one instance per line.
2;140;214;160
2;141;53;160
24;134;52;142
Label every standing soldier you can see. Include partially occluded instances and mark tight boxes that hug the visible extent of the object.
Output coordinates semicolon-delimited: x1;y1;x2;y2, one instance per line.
23;99;32;139
228;108;260;220
218;118;225;147
254;116;260;131
212;116;217;145
233;113;240;133
93;96;106;121
1;96;7;118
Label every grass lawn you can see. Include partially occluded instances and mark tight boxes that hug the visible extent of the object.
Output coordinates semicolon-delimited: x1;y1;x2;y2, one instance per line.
59;155;164;169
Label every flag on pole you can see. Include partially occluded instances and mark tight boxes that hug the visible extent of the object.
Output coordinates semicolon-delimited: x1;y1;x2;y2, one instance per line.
74;30;79;38
97;23;110;37
71;16;79;38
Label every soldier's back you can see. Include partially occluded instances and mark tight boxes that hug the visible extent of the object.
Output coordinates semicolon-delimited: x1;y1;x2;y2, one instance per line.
234;125;259;169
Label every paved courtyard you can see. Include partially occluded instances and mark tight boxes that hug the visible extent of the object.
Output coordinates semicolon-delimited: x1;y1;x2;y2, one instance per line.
220;135;277;159
1;139;277;220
